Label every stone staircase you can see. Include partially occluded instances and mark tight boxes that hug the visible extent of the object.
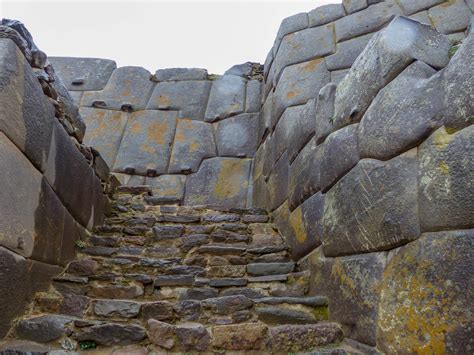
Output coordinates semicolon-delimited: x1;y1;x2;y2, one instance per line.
3;187;357;354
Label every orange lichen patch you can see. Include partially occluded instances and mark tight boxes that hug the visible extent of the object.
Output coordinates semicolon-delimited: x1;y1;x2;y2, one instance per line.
174;119;197;143
158;95;171;107
189;141;200;153
140;144;155;154
130;120;143;135
301;58;324;73
289;207;307;243
286;90;301;99
147;120;170;145
213;160;247;199
120;79;132;97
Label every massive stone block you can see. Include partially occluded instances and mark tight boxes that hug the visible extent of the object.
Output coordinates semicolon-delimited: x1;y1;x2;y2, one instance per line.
377;230;474;354
314;82;337;144
215;113;259;157
260;92;272;141
145;175;186;204
308;4;345;27
287;99;316;163
273;58;330;122
153;67;208;82
168;119;216;174
0;38;55;173
289;192;325;259
397;0;444;15
273;12;309;55
320;124;359;192
252;175;267;209
80;108;128;168
146;80;211;120
428;0;472;34
418;126;474;232
49;57;117;91
114;110;177;176
273;105;305;162
262;134;274;179
308;247;387;346
325;33;373;71
205;75;246;122
272;24;335;83
332;16;450;131
322;151;420;256
288;137;322;211
82;66;154;111
245;80;262;113
267;152;289;211
184;157;251;208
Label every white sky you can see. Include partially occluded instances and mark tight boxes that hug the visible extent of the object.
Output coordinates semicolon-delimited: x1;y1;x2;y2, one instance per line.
0;0;337;74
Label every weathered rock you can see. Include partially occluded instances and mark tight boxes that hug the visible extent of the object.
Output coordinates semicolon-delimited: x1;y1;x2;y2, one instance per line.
155;275;194;287
93;300;140;318
274;12;309;53
429;0;472;34
245;80;262;113
215;113;259;157
205;75;246;122
59;293;90;317
209;278;248;287
256;296;327;307
418;126;474;231
256;307;322;324
207;265;246;278
180;287;218;301
267;152;289;211
377;230;474;354
153;67;207;82
152;225;184;239
342;0;368;14
88;282;144;299
397;0;444;15
211;323;268;350
308;4;345;27
274;105;306;160
247;262;294;276
141;301;174;321
174;300;202;321
15;315;72;343
175;323;210;352
146;319;175;349
66;259;98;276
179;234;210;252
220;287;265;299
314;82;337;144
202;295;254;315
145;175;185;203
323;152;420;256
288;99;316;163
73;323;146;346
326;33;373;71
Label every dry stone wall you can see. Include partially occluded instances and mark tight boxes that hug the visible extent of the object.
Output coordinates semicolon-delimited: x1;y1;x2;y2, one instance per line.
50;59;263;208
253;0;473;352
0;22;108;337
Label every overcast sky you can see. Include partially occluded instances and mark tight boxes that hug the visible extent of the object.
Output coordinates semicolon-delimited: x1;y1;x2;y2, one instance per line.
0;0;337;74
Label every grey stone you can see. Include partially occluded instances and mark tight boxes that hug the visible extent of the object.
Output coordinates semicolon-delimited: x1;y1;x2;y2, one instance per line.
49;57;117;91
326;33;373;71
146;319;175;349
273;24;335;83
198;245;246;255
168;119;216;174
184;158;251;208
153;67;207;81
215;113;259;157
66;259;98;276
113;110;177;176
332;16;450;131
179;234;210;252
156;214;200;223
59;293;90;317
69;91;83;105
267;152;289;211
330;69;349;84
308;4;345;27
334;1;402;42
245;80;262;113
247;262;295;276
155;275;194;286
180;287;219;301
288;99;316;163
73;323;146;346
429;0;472;34
276;12;309;46
343;0;368;14
205;75;246;122
262;133;274;178
145;175;185;203
273;105;305;161
323;151;420;256
202;295;254;315
80;108;128;168
256;307;321;324
209;278;248;287
320;124;359;191
247;245;288;254
204;214;240;223
168;265;206;277
256;296;327;307
418;126;474;231
82;66;154;111
397;0;444;15
15;315;72;343
142;301;174;321
146;80;211;120
152;225;184;239
175;324;210;352
175;300;202;321
220;287;265;299
94;300;140;318
248;274;289;282
314;83;337;144
409;10;432;25
273;58;330;123
259;92;272;142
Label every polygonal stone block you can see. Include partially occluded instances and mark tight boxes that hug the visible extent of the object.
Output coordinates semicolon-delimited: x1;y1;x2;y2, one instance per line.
273;12;309;55
82;66;154;111
287;98;316;163
342;0;367;14
308;4;345;27
325;33;373;71
267;152;289;211
245;80;262;113
145;175;186;204
259;92;273;142
273;105;305;162
418;126;474;232
322;150;420;256
273;58;330;122
114;110;177;176
153;67;207;81
205;75;246;122
49;57;117;91
262;134;275;179
81;108;128;168
252;175;267;209
377;230;474;354
168;119;216;174
409;10;432;25
314;83;337;144
146;80;211;120
215;113;259;158
397;0;444;15
429;0;472;34
330;69;349;85
184;158;251;208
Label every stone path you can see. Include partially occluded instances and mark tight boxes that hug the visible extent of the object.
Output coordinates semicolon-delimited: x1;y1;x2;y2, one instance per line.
1;187;361;354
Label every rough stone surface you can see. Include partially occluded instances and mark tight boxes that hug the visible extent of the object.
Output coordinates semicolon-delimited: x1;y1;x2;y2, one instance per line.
145;175;186;203
323;151;420;256
215;113;259;157
93;299;140;318
247;262;294;276
15;315;72;343
211;323;268;350
343;0;368;14
146;319;175;349
267;152;289;211
202;295;254;315
326;33;373;71
397;0;444;15
175;323;210;352
256;307;322;324
245;80;262;113
273;105;305;160
73;323;146;346
141;301;174;321
205;75;246;122
314;82;337;144
153;67;207;82
429;0;472;34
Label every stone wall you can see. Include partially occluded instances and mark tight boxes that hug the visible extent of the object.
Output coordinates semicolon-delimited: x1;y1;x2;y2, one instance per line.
50;59;263;208
253;0;473;352
0;25;107;337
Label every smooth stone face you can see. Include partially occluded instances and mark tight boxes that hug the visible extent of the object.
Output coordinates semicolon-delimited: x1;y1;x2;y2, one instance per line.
377;230;474;354
397;0;444;15
308;4;345;27
288;192;325;259
80;108;128;168
145;175;186;203
326;33;373;71
15;315;72;343
267;152;289;211
93;300;141;318
184;157;251;208
308;247;387;345
82;66;155;111
211;323;268;350
146;80;211;120
154;67;208;81
314;82;337;144
418;126;474;231
245;80;262;113
320;124;359;192
224;62;255;78
73;323;147;346
272;24;335;83
205;75;246;122
323;152;420;256
428;0;472;34
330;69;349;84
332;16;450;131
49;57;117;91
342;0;368;14
275;12;309;46
247;262;295;276
273;58;330;123
0;39;55;173
273;105;306;161
215;113;259;157
114;110;177;176
168;119;216;174
287;99;316;163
